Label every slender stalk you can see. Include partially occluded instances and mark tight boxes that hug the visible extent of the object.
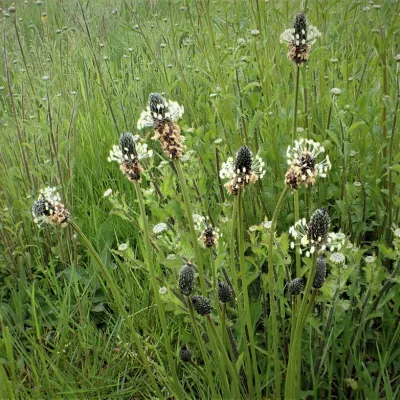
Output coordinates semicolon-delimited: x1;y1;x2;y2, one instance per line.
189;360;208;382
285;253;318;399
266;186;290;397
293;65;302;278
221;303;227;346
134;183;184;398
67;219;162;398
238;193;261;398
174;160;206;295
187;302;218;399
206;315;242;398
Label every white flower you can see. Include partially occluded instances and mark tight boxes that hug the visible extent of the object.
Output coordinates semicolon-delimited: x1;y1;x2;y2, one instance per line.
395;54;400;62
251;29;260;36
219;157;235;180
159;287;167;295
289;219;344;257
108;136;153;164
364;255;376;264
331;88;342;96
394;228;400;238
286;138;331;186
330;57;339;63
153;223;168;235
103;189;112;197
329;252;346;265
261;220;272;230
137;94;184;130
279;25;321;46
118;243;128;251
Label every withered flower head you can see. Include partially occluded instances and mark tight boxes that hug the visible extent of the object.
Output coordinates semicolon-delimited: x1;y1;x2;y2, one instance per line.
32;187;70;227
219;146;266;195
280;12;321;64
137;93;185;159
199;226;219;248
108;132;153;183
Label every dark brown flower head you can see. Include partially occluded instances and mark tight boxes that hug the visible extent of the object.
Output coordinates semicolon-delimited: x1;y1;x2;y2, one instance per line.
307;208;330;245
313;256;326;289
280;13;321;65
178;263;195;296
108;133;153;183
191;295;212;316
179;344;192;362
32;187;70;227
217;282;233;303
220;147;266;196
137;94;185;159
199;226;219;248
288;277;305;295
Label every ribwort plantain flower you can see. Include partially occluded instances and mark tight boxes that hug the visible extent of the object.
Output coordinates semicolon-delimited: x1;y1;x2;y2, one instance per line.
178;263;195;296
289;208;344;257
280;12;321;64
285;138;331;190
217;282;233;303
191;295;212;316
288;277;305;295
137;93;185;159
220;146;266;195
108;132;153;182
312;256;326;289
199;226;219;248
179;344;192;362
32;187;70;227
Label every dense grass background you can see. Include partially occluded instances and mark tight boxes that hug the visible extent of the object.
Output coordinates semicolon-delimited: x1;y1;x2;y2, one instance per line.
1;0;400;399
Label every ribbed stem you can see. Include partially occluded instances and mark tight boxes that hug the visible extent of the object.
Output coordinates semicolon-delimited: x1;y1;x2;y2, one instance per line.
67;219;162;398
174;160;206;295
266;186;289;397
134;183;184;398
285;252;318;399
238;193;261;398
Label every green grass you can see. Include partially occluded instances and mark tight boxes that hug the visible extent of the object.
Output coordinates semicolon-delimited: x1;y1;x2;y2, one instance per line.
1;0;400;398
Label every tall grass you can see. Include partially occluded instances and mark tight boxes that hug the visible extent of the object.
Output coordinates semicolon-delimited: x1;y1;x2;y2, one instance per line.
0;1;399;398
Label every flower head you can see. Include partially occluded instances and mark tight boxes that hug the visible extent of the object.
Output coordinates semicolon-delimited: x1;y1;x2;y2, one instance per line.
108;132;153;182
199;226;219;248
32;187;70;227
288;277;305;295
280;12;321;64
178;263;195;296
313;256;326;288
153;222;169;235
217;282;233;303
220;146;266;195
179;344;192;362
137;93;184;129
289;208;344;257
329;252;345;265
137;93;185;159
191;295;212;316
285;138;331;190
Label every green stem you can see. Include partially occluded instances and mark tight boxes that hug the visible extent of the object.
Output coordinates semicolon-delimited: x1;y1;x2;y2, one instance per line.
206;315;242;398
238;193;261;398
187;302;219;399
294;191;301;277
292;65;301;145
67;219;162;398
285;253;318;399
221;303;227;347
134;183;184;398
266;186;290;397
174;160;206;295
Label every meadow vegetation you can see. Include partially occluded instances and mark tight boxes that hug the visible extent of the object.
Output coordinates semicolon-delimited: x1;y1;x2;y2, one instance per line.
0;0;400;399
